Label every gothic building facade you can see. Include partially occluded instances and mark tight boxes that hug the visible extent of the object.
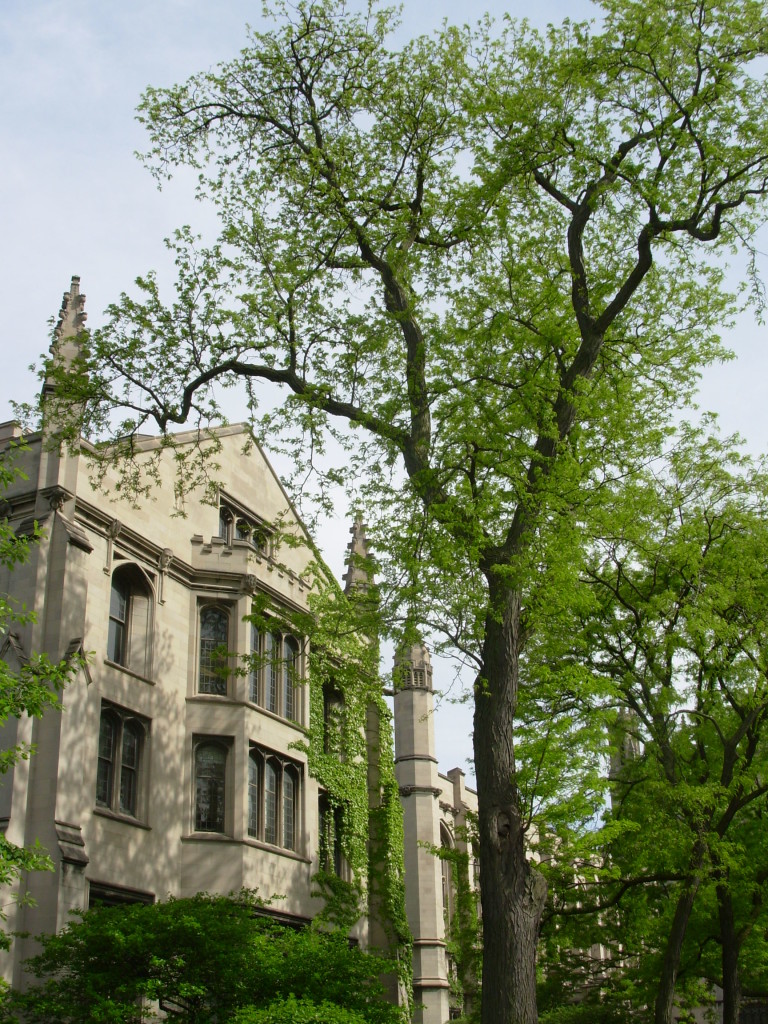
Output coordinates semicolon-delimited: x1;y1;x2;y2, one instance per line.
0;279;477;1024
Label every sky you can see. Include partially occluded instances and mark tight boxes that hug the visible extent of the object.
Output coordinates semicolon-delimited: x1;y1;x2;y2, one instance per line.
2;0;767;784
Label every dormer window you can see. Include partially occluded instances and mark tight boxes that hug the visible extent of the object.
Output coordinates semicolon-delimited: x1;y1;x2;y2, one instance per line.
218;507;233;542
217;499;271;555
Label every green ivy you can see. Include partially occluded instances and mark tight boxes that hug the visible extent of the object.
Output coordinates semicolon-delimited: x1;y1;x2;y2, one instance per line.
245;555;412;1009
431;825;482;1023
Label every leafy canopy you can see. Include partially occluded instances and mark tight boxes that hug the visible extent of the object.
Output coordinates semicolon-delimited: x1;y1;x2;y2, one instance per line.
7;891;404;1024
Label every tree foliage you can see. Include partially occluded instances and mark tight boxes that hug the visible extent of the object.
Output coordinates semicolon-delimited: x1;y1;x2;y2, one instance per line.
528;428;768;1022
36;1;768;1021
5;891;404;1024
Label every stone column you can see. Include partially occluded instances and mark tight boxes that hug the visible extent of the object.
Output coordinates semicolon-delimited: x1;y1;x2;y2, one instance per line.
394;643;450;1024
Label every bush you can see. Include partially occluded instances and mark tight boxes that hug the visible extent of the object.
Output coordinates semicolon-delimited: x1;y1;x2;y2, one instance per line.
6;892;402;1024
232;994;370;1024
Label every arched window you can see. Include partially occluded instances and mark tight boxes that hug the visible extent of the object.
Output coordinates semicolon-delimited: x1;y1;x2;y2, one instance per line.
199;607;230;695
218;506;232;542
195;743;227;832
107;565;153;677
248;746;301;851
95;703;148;820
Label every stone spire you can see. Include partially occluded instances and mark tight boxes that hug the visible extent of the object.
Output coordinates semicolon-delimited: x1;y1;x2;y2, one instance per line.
48;276;87;375
37;278;87;509
41;277;87;405
342;519;373;594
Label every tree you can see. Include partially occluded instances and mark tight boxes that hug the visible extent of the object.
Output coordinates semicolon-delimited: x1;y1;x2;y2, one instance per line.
6;891;403;1024
40;1;768;1021
526;429;768;1023
0;441;79;948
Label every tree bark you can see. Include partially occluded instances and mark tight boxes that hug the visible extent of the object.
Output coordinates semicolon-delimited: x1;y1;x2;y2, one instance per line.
718;883;742;1024
474;581;547;1024
654;866;703;1024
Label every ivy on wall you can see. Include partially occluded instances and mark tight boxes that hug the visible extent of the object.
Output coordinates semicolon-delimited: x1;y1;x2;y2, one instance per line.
437;831;482;1024
245;553;412;1008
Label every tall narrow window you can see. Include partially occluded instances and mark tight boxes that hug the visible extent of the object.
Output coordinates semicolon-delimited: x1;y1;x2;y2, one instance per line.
218;506;232;542
107;578;128;665
195;743;226;832
249;625;261;704
119;721;142;816
199;607;229;695
96;712;117;807
106;565;153;676
283;768;296;850
248;752;260;838
95;704;148;820
264;760;278;845
283;636;299;722
266;633;279;714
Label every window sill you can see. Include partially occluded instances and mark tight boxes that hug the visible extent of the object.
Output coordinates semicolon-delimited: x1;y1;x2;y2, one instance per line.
103;659;155;685
243;836;310;863
187;695;308;734
181;833;310;863
245;700;307;733
93;807;151;830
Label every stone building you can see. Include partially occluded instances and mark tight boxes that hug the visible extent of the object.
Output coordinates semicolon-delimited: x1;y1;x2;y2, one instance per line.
0;279;478;1024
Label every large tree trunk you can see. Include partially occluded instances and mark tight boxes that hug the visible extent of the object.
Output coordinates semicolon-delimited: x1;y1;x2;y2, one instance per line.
717;883;742;1024
654;866;703;1024
474;583;547;1024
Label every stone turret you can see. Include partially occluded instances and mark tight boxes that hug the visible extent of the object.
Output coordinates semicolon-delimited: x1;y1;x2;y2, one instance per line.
36;277;88;520
393;641;450;1024
42;276;88;400
342;519;373;594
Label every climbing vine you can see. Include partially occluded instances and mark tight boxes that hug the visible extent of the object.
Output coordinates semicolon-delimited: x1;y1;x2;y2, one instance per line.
246;549;412;1009
432;823;482;1024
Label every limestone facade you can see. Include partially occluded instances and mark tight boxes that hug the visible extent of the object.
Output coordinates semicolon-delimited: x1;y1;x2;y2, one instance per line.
0;279;478;1023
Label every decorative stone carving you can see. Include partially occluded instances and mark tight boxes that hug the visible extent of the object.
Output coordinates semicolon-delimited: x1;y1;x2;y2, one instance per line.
398;785;442;799
104;519;123;574
158;548;174;604
41;484;72;511
242;574;258;594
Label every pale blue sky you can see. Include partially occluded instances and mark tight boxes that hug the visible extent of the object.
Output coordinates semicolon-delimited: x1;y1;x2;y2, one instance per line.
2;0;766;779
